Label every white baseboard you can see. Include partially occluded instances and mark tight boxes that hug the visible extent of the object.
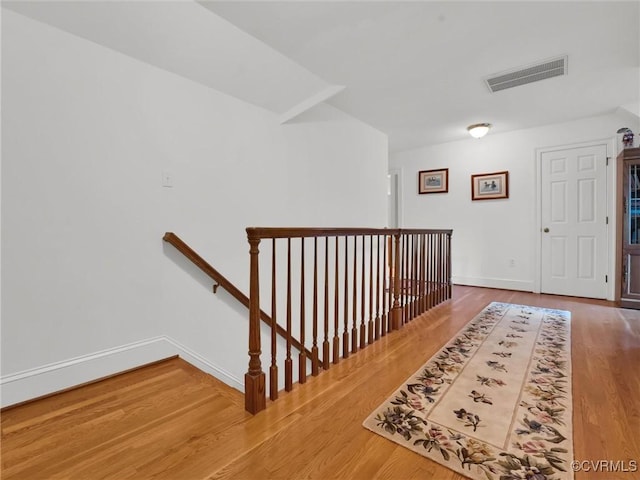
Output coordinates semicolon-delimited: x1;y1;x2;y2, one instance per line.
162;337;244;392
453;276;534;292
0;336;243;408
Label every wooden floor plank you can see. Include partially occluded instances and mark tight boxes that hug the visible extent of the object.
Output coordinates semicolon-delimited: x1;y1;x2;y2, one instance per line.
2;286;639;479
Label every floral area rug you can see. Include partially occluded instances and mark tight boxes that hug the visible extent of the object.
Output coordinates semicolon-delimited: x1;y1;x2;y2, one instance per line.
363;302;573;480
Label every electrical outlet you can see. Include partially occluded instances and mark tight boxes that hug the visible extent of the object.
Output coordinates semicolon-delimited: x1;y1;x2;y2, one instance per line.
509;259;515;267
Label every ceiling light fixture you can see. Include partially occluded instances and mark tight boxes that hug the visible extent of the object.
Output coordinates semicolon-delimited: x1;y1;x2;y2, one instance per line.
467;123;491;139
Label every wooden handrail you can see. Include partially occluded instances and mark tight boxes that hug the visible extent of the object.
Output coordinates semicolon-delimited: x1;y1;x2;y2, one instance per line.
246;227;453;239
163;232;312;359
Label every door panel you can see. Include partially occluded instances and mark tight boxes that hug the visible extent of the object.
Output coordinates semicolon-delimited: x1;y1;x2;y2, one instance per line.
550;237;567;278
577;236;595;279
577;178;596;222
551;181;567;222
541;144;607;298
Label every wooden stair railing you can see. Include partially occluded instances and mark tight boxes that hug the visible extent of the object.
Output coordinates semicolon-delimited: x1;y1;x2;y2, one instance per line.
244;228;452;414
162;232;312;358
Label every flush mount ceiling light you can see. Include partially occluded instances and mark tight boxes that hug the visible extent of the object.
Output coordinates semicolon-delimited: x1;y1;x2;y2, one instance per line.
467;123;492;139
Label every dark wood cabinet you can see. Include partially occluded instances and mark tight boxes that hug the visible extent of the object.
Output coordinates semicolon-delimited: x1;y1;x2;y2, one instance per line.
616;147;640;308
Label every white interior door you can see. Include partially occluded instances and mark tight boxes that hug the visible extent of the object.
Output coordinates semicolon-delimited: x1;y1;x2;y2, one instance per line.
540;144;608;298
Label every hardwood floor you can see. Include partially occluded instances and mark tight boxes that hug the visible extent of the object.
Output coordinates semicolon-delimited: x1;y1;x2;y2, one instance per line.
2;285;639;479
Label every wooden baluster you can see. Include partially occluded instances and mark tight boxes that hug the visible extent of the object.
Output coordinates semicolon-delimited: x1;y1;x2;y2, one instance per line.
415;235;420;316
447;232;453;299
440;232;444;302
414;234;420;317
352;235;358;353
360;235;366;349
285;239;293;392
245;234;265;414
311;237;319;376
443;233;447;302
402;233;408;324
429;234;436;308
406;233;411;323
420;234;426;314
368;235;375;344
433;234;438;306
407;234;412;321
398;233;403;325
442;233;446;303
416;234;422;315
432;234;437;305
371;235;384;340
423;234;428;311
410;234;416;320
389;235;394;333
443;233;448;301
416;234;420;316
270;239;278;401
299;239;307;384
391;232;402;330
439;233;442;302
413;235;420;318
424;234;429;311
343;236;350;359
426;234;431;309
334;236;341;364
435;233;440;304
438;233;443;304
393;234;404;324
415;234;420;316
323;237;330;370
381;234;388;336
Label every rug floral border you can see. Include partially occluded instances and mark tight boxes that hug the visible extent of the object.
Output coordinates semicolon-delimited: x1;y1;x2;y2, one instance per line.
362;302;573;480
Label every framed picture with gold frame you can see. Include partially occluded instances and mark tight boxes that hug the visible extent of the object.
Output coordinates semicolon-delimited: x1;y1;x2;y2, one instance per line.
471;171;509;200
418;168;449;194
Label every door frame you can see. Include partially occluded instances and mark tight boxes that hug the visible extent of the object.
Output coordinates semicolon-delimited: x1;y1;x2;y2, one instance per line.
534;137;617;300
388;168;403;228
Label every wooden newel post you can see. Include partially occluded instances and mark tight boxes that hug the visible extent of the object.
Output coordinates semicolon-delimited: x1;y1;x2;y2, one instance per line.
245;232;266;414
391;232;402;330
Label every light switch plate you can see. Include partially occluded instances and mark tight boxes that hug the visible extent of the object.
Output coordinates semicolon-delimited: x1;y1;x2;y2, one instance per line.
162;170;173;188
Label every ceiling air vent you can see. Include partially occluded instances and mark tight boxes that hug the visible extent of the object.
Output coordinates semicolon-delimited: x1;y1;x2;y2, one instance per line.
485;55;568;93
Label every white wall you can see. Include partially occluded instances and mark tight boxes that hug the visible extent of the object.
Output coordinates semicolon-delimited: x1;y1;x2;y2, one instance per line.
0;10;388;405
391;113;640;295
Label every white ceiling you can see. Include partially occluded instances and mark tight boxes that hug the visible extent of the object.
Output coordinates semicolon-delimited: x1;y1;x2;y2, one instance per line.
5;1;639;152
2;0;333;115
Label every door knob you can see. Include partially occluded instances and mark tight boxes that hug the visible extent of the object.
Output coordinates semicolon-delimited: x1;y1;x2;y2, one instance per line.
543;227;550;233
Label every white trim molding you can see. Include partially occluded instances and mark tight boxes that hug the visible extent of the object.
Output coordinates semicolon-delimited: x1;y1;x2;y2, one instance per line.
0;336;243;408
163;337;243;392
453;276;534;292
388;167;403;228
